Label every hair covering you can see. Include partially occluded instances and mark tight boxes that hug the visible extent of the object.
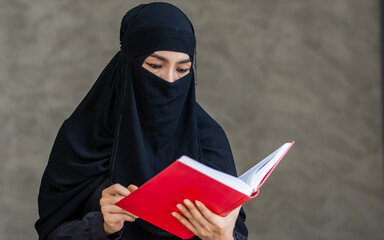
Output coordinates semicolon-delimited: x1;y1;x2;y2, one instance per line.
36;2;246;239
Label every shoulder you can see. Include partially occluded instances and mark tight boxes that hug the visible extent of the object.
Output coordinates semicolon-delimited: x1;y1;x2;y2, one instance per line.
195;102;236;175
195;102;229;146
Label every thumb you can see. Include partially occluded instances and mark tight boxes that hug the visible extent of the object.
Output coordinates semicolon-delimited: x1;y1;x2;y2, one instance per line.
229;206;241;217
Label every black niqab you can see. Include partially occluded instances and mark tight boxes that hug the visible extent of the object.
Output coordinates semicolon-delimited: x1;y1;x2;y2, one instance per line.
36;3;245;239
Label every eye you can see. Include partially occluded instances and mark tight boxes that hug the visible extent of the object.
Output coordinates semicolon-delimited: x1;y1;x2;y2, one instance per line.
177;68;190;74
146;63;161;69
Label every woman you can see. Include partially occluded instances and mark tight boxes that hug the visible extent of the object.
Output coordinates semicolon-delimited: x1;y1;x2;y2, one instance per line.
35;2;248;240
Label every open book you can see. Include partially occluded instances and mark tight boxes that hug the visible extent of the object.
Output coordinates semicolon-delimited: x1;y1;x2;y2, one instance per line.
116;141;294;239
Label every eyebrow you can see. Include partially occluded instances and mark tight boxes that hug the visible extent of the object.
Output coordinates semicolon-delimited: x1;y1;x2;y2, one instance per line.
150;53;191;64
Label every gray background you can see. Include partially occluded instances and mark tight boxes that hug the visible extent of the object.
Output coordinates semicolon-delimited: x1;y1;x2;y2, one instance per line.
1;0;383;239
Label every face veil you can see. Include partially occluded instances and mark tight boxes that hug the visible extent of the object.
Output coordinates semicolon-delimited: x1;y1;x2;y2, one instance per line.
112;2;199;191
35;3;244;239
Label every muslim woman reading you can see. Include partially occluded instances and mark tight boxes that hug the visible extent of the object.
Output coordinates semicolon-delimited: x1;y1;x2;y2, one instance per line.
36;3;248;240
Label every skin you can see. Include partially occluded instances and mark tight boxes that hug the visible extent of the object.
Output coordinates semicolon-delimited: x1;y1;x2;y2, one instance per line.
101;51;240;239
141;50;192;82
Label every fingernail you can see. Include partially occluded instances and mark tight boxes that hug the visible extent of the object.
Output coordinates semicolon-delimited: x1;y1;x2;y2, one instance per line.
195;200;201;206
183;199;191;206
177;204;183;210
171;212;177;217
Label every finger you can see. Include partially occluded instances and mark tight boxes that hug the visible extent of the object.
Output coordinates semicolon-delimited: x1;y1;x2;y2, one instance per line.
102;184;131;197
100;195;127;207
172;211;198;236
176;203;194;222
101;194;124;203
194;200;219;225
102;204;139;218
122;214;137;222
104;213;136;226
184;199;209;223
127;184;138;192
180;199;214;232
176;202;205;230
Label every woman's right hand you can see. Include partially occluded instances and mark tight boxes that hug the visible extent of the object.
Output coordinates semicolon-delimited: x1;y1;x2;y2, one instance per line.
100;184;139;236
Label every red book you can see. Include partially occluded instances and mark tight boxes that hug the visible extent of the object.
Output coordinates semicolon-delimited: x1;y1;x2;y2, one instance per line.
116;142;294;239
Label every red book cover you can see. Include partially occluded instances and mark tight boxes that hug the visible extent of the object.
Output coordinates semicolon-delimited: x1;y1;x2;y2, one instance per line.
116;142;294;239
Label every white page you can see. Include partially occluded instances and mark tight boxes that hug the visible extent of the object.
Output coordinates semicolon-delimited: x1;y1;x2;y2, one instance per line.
178;156;254;196
238;143;291;192
178;142;291;197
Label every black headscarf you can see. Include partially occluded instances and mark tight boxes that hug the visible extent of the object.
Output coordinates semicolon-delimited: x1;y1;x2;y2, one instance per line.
36;3;245;239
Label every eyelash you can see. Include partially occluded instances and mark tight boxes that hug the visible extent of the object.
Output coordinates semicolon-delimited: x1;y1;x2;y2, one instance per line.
148;63;161;69
177;68;189;73
146;63;189;73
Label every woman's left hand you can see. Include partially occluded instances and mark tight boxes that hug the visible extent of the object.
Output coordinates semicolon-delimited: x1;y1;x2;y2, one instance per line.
172;199;240;240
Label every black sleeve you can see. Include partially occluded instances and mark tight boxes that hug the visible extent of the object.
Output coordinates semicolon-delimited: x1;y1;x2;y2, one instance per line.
47;212;122;240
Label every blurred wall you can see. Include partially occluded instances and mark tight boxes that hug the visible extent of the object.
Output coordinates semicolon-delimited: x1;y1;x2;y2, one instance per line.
1;0;383;239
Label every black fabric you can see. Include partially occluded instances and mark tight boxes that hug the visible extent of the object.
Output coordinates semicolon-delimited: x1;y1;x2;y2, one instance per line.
47;212;122;240
36;2;247;239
